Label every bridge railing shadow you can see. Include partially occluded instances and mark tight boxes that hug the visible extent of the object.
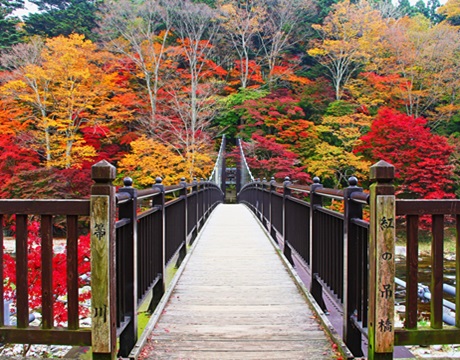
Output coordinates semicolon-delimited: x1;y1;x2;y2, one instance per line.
237;160;460;359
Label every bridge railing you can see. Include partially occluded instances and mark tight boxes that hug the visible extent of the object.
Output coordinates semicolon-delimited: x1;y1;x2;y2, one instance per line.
0;199;92;347
0;160;223;359
394;200;460;347
238;175;368;357
238;160;460;359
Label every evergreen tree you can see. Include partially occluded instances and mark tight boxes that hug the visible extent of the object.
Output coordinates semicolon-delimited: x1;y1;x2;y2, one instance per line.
0;0;24;50
427;0;445;23
397;0;418;16
24;0;100;40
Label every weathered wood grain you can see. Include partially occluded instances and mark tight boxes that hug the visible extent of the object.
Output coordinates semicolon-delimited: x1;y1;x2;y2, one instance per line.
139;204;335;359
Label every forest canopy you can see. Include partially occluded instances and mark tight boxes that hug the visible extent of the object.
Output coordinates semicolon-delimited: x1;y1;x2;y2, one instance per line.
0;0;458;198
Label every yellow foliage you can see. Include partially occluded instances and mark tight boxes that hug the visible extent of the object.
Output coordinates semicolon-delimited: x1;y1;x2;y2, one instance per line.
307;142;371;187
118;136;189;187
439;0;460;23
0;34;124;169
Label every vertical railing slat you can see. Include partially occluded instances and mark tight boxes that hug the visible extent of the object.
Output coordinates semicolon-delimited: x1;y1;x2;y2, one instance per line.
67;215;79;330
41;215;54;329
16;214;28;329
431;214;444;330
405;215;419;330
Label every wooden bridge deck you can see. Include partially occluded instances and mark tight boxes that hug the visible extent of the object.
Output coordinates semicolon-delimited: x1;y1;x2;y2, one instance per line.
138;204;336;359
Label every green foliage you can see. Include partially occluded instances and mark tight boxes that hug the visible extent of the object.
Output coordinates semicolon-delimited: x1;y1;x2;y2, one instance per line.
214;88;269;138
324;100;356;117
24;0;100;40
0;0;24;49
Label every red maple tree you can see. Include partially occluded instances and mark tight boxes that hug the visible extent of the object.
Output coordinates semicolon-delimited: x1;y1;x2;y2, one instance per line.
356;108;454;199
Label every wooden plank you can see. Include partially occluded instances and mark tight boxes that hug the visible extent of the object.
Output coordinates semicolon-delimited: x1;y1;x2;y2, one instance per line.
139;204;335;359
143;350;332;360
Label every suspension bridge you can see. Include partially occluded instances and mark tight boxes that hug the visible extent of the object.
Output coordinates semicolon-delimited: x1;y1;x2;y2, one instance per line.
0;136;459;359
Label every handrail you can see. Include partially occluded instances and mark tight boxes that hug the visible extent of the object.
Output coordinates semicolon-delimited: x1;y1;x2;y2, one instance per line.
350;191;369;205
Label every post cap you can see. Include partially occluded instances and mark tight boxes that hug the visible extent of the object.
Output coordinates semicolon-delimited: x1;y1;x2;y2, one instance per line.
123;177;133;187
155;177;163;184
348;176;358;187
91;160;116;182
370;160;395;183
313;177;320;184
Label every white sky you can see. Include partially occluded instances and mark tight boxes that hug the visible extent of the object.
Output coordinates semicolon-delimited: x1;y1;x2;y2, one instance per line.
12;1;39;18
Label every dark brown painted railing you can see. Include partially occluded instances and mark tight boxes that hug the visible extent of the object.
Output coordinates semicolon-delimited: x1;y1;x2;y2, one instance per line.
113;173;223;357
238;164;460;359
0;161;224;359
394;200;460;346
0;200;92;346
238;176;369;357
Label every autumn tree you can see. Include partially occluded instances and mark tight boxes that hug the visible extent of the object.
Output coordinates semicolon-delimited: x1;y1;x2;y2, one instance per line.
438;0;460;25
217;0;265;89
259;0;313;87
98;0;173;135
307;102;371;187
164;0;224;177
117;136;214;186
0;34;123;169
240;134;311;183
379;16;460;122
237;89;317;160
308;0;386;100
356;107;454;198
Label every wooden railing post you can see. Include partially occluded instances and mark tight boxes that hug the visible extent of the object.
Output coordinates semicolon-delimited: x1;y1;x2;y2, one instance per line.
283;177;294;265
117;177;138;358
262;178;267;228
220;135;227;196
343;176;365;357
192;178;199;241
90;160;117;360
269;177;277;242
256;178;261;220
368;160;396;360
178;178;188;266
310;177;328;312
149;177;166;312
